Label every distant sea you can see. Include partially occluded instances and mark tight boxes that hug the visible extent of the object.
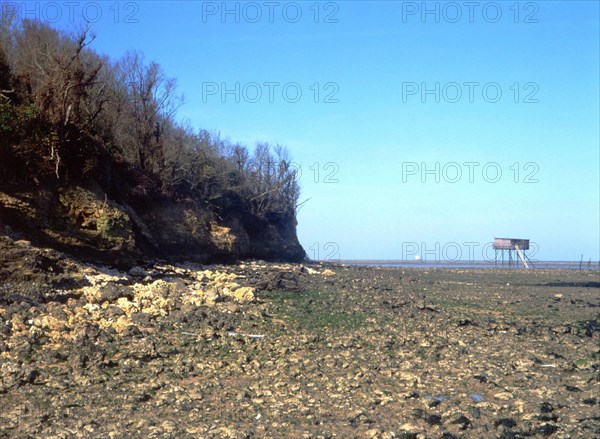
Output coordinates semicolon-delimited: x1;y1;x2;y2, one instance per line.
337;260;600;270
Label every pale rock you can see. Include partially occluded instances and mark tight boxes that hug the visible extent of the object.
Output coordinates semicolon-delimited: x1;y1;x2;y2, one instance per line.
112;316;132;333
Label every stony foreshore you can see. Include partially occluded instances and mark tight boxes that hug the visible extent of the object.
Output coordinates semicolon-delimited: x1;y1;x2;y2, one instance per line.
1;236;598;438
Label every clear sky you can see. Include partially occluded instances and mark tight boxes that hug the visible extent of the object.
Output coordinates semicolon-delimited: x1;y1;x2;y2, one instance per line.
11;1;599;261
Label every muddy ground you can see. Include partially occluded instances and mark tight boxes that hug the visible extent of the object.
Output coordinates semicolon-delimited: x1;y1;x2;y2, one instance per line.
0;236;598;438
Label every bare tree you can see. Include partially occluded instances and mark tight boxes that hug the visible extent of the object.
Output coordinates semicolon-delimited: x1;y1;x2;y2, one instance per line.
114;51;183;174
8;21;104;178
246;143;299;216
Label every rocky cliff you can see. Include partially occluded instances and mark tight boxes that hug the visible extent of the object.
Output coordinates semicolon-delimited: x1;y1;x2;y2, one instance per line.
0;19;305;267
0;183;305;267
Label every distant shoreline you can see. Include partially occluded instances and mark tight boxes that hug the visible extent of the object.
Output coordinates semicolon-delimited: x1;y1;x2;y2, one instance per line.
330;260;600;270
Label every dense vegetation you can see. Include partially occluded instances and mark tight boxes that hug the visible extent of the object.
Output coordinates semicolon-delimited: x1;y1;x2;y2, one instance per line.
0;17;299;219
0;17;304;262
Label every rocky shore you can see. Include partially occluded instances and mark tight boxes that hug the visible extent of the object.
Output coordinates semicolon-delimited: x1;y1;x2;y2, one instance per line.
1;236;598;438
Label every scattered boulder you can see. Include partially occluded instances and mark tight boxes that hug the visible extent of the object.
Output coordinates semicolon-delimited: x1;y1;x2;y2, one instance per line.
255;270;302;291
128;266;148;278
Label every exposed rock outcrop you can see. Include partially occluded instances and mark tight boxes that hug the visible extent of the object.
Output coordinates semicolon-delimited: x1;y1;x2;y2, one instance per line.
58;187;134;250
0;184;305;265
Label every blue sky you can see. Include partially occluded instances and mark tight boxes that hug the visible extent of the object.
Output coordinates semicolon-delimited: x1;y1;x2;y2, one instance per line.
13;1;599;261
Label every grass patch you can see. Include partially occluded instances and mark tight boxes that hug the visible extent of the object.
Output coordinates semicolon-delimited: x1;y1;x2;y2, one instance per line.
262;289;367;333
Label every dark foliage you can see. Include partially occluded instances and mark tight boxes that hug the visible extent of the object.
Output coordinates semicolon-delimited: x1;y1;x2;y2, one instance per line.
0;19;300;220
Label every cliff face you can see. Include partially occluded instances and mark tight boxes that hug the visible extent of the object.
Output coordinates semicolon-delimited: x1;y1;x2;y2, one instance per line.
0;20;306;264
0;183;305;266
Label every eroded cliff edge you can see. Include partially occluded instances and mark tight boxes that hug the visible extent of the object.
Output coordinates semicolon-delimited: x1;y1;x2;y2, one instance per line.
0;20;305;266
0;183;305;266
